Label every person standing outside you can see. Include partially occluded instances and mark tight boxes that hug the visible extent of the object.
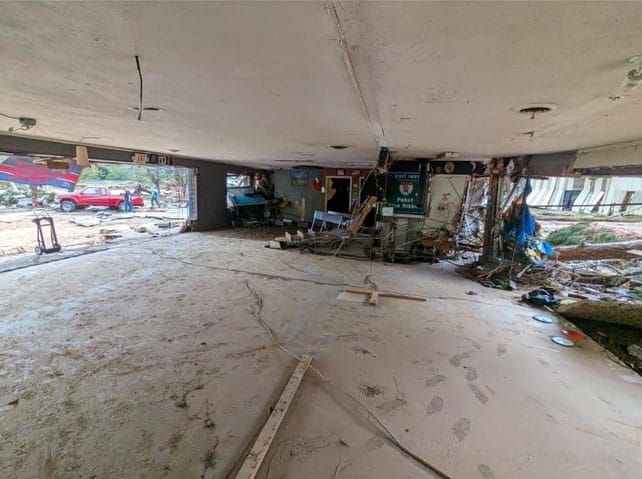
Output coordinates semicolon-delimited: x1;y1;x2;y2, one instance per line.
150;186;161;209
123;189;132;212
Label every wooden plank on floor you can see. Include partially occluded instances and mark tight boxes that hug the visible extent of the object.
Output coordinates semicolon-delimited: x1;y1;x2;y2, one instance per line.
369;291;379;305
235;354;313;479
344;287;427;302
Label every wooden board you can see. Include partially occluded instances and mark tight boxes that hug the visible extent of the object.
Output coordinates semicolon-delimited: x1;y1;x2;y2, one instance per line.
344;287;427;302
368;291;379;305
235;354;312;479
347;196;377;233
555;239;642;261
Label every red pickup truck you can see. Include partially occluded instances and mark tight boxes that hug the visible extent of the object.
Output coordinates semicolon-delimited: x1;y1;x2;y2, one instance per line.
56;186;144;212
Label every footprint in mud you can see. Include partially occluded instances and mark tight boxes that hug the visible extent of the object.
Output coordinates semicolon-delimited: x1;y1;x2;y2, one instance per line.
377;398;407;412
466;338;482;350
496;344;507;356
426;374;446;387
468;383;489;404
351;345;375;357
452;418;471;441
366;436;384;450
426;396;444;415
465;367;478;381
450;351;472;366
478;464;497;479
361;385;384;397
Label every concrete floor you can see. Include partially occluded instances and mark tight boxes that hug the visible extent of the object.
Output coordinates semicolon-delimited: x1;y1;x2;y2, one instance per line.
0;233;640;479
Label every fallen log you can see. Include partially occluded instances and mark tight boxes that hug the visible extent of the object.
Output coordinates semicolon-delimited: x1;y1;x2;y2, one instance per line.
554;239;642;261
557;300;642;329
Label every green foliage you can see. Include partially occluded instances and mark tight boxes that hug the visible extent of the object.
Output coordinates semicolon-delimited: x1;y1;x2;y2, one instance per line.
547;222;617;246
79;163;175;185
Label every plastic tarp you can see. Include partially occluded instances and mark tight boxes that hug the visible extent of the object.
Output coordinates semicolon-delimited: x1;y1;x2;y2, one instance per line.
516;178;536;245
505;177;553;265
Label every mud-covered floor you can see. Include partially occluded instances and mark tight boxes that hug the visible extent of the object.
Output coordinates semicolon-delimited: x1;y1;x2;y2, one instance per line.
1;233;641;479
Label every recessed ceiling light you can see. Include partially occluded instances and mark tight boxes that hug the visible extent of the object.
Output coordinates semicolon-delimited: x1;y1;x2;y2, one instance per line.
328;145;349;150
169;148;180;153
128;106;164;112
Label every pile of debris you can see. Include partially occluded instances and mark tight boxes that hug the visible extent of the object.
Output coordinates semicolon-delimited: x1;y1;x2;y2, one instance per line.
466;245;642;374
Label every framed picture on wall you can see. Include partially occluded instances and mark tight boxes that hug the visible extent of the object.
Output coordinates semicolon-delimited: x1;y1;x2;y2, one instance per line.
290;170;309;186
336;169;345;176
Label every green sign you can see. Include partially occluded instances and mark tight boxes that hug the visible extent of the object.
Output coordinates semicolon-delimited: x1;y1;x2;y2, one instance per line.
386;172;425;215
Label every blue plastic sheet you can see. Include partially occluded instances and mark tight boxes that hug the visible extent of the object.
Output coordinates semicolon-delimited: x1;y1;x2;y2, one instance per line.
516;178;535;245
505;177;553;265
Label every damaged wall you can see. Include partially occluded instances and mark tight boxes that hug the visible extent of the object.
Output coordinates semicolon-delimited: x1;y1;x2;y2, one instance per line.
528;176;642;215
273;168;323;222
385;160;480;251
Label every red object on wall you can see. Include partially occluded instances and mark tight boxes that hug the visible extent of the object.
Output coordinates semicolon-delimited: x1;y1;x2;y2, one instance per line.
313;176;322;190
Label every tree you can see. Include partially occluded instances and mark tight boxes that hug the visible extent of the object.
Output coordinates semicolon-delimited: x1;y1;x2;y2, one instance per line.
30;184;38;208
146;166;162;192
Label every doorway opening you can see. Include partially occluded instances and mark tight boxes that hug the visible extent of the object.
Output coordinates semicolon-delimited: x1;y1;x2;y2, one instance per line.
325;176;351;214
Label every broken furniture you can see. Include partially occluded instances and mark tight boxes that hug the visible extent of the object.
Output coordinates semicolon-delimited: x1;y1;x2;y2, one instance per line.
227;191;268;226
310;210;352;231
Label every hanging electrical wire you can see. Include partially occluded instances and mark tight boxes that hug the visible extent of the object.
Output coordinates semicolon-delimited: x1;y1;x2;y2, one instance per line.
1;114;37;133
135;55;143;121
0;112;21;121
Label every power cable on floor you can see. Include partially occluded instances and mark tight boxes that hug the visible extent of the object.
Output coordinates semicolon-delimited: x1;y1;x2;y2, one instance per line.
242;280;455;479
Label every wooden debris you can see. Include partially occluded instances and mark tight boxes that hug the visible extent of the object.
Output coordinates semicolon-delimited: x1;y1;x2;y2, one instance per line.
268;240;282;250
347;196;377;234
555;239;642;261
344;287;427;304
235;354;312;479
368;291;379;305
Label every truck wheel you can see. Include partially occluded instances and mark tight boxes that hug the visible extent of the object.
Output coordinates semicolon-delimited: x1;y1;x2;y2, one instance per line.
34;246;43;255
118;202;126;212
60;200;76;212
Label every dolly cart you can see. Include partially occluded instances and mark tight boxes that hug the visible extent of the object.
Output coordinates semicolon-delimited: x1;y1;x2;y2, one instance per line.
32;209;61;255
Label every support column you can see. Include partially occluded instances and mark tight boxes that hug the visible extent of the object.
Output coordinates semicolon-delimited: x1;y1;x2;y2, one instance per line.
175;159;229;231
480;160;503;265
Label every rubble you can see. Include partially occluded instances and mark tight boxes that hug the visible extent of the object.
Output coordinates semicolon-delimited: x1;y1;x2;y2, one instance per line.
555;239;642;261
556;300;642;329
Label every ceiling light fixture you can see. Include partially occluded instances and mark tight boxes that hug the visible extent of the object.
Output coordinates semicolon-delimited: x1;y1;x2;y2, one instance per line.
513;103;557;119
621;55;642;95
328;145;349;150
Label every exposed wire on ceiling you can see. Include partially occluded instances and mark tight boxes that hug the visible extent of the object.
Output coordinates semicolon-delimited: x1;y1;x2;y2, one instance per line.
1;114;37;133
135;55;143;121
0;112;21;121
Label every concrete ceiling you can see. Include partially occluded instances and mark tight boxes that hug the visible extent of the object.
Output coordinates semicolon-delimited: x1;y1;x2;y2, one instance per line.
2;1;642;168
